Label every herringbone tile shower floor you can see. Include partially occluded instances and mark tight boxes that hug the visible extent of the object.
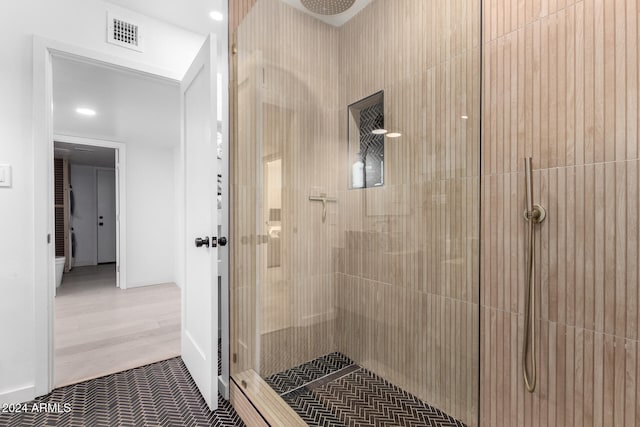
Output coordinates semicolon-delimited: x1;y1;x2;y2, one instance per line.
267;353;466;427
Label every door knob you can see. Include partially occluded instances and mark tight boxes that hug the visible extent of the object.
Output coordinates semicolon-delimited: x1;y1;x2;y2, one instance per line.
195;237;210;248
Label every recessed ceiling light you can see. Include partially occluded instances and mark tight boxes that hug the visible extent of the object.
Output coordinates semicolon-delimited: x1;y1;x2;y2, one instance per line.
372;129;388;135
461;115;469;120
76;107;96;116
386;132;402;138
209;10;224;21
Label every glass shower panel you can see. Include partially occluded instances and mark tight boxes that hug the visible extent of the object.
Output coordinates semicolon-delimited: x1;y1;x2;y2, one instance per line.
232;1;339;380
232;0;480;425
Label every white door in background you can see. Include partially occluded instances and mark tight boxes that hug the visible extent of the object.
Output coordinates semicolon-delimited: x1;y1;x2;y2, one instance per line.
96;168;116;264
181;34;220;411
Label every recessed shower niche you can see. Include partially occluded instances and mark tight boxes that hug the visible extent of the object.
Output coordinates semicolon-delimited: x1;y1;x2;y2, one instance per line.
348;91;384;189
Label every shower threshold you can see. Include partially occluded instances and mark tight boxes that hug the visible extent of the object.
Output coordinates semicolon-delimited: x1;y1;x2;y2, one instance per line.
264;353;466;427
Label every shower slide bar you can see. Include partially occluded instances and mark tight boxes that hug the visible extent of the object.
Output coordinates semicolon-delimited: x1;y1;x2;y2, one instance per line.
522;157;546;393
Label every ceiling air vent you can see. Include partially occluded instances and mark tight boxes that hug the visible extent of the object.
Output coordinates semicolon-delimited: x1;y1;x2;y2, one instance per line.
107;12;144;52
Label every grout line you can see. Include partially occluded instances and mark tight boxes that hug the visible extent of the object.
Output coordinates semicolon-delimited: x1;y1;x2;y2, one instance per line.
482;157;640;178
485;3;591;42
478;308;640;343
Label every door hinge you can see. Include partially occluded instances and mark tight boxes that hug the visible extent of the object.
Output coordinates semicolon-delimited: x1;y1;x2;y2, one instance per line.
47;234;51;244
232;353;237;363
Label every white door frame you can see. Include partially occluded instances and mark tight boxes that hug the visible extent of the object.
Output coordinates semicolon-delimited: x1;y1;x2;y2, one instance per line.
33;36;233;398
55;135;126;289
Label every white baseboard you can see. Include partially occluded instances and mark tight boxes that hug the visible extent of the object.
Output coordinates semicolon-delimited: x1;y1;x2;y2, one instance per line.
126;280;176;289
218;376;229;400
0;385;35;406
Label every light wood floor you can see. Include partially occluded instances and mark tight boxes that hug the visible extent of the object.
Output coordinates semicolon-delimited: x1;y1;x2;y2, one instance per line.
55;264;181;387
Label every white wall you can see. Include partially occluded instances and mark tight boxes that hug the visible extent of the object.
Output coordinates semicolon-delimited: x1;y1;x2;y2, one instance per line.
71;147;177;285
70;164;98;266
126;144;176;287
0;0;204;405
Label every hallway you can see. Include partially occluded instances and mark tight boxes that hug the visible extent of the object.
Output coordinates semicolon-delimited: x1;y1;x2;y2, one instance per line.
55;265;181;387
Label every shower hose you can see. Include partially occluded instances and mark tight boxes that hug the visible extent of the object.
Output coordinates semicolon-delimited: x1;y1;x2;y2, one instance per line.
522;212;536;393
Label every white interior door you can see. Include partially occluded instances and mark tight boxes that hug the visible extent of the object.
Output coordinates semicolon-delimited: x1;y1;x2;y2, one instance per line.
181;34;219;411
96;168;116;264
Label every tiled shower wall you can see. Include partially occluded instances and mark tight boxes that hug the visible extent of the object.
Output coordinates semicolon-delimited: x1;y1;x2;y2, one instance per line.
334;1;481;425
480;0;640;425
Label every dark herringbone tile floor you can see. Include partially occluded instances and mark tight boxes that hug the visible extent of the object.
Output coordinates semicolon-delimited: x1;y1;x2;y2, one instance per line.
268;353;466;427
2;349;465;427
0;357;243;427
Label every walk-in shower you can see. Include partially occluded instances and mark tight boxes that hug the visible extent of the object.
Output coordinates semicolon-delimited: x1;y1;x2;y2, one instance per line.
229;0;640;425
231;0;481;425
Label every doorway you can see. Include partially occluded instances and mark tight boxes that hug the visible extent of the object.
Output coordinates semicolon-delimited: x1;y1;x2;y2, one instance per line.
34;34;229;410
49;54;184;386
53;139;122;287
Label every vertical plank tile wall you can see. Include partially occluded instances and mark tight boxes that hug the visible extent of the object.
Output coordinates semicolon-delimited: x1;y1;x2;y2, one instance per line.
480;0;640;425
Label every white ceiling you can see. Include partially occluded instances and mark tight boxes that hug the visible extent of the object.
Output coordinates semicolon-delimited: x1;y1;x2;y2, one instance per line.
103;0;227;35
54;142;116;168
52;56;180;147
279;0;372;26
